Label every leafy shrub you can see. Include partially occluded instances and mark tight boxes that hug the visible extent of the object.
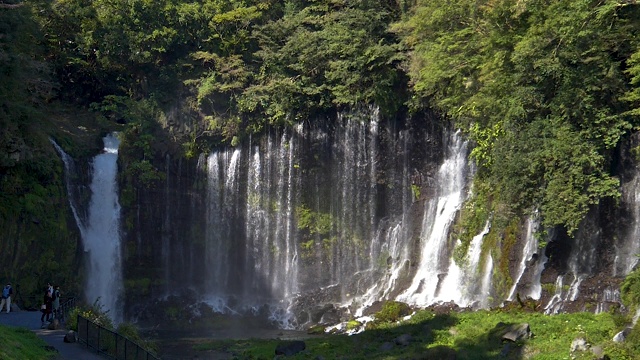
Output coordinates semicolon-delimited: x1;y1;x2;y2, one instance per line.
307;325;325;335
346;320;362;331
621;267;640;310
625;321;640;355
374;301;411;324
67;298;114;331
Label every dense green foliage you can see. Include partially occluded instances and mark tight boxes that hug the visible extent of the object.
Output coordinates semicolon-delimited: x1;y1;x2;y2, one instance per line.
621;266;640;312
397;0;640;233
0;2;88;301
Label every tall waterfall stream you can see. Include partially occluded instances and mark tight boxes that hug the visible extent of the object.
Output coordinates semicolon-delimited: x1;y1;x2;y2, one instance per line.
54;133;123;323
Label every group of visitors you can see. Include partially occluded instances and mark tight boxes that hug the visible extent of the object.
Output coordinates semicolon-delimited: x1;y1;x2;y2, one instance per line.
0;281;65;326
40;282;61;327
1;283;13;313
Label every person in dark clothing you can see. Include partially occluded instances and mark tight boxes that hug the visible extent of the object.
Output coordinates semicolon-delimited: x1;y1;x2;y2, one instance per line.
40;283;53;327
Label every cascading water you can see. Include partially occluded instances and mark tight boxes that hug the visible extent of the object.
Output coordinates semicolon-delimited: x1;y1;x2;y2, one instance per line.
544;210;600;314
435;221;491;307
196;108;447;327
526;249;548;301
617;170;640;276
52;133;123;322
136;107;517;328
508;215;540;301
83;133;123;322
396;131;476;306
50;140;85;230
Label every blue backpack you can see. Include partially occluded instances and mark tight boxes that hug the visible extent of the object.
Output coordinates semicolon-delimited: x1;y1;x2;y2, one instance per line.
2;286;9;298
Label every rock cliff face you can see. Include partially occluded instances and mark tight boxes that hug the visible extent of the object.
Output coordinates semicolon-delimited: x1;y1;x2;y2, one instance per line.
112;109;638;328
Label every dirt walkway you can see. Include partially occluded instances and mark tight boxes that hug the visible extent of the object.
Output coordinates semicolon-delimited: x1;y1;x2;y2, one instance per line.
0;310;105;360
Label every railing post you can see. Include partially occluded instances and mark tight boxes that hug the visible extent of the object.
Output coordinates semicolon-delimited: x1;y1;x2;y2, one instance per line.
82;315;88;348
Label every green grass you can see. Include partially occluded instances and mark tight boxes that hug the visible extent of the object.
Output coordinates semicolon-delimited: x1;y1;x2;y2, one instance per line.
191;309;640;360
0;325;58;360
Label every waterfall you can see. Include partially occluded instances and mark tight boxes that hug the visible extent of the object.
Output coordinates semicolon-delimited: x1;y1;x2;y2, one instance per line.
595;288;621;314
508;215;539;301
527;248;548;300
397;131;472;306
50;140;85;232
151;108;508;327
53;134;123;322
479;254;494;308
352;122;413;315
544;274;585;314
83;134;123;322
617;171;640;276
199;108;431;326
436;221;491;307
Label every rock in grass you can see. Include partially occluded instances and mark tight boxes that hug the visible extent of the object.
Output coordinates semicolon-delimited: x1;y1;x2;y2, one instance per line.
501;323;533;342
275;340;306;356
570;337;589;352
379;342;394;351
394;334;412;346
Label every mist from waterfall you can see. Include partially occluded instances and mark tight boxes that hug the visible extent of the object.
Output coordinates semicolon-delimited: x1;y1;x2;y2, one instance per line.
83;134;123;322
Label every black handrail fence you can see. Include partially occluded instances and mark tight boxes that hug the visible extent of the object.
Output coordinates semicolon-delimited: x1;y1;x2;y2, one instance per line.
56;296;75;322
77;314;160;360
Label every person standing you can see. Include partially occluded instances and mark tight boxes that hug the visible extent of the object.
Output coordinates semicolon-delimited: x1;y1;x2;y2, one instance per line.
52;286;61;320
40;284;53;327
0;283;12;313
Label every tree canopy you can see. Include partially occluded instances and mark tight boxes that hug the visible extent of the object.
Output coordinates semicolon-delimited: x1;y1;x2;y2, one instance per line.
3;0;640;234
397;0;640;232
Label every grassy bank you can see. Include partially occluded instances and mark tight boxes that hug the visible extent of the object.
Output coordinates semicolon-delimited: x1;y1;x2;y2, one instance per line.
192;308;640;360
0;325;58;360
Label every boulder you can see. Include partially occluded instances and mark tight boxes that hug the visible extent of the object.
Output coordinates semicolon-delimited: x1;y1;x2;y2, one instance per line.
500;343;513;357
394;334;412;346
613;327;632;343
570;337;589;352
501;323;533;342
47;319;60;330
63;330;77;343
591;345;610;360
275;340;306;356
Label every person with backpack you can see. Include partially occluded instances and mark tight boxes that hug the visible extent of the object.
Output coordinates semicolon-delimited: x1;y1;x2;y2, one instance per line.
0;283;12;313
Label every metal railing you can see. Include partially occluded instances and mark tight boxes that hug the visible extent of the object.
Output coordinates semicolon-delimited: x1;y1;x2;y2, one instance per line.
77;315;160;360
56;297;75;323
